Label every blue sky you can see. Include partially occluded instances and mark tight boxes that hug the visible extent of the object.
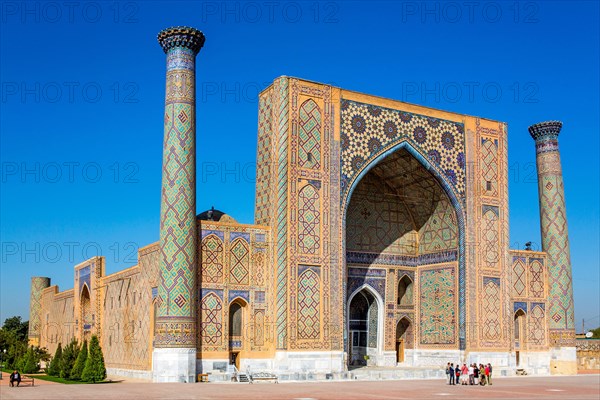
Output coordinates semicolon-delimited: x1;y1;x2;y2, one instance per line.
1;1;598;332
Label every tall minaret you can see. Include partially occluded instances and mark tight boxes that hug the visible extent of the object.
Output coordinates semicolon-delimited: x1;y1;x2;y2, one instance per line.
28;277;51;346
154;26;205;383
529;121;576;373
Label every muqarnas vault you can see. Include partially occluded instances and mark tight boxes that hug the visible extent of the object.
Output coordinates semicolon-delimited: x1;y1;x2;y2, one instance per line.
28;27;576;382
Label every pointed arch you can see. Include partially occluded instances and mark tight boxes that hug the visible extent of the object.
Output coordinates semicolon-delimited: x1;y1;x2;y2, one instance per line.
397;275;414;306
343;140;467;349
201;233;224;284
298;184;321;255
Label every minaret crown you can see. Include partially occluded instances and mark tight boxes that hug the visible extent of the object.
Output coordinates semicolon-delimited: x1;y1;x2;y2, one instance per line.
158;26;205;55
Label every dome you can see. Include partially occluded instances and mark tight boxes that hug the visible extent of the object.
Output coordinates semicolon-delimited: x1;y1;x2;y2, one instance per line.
196;207;235;223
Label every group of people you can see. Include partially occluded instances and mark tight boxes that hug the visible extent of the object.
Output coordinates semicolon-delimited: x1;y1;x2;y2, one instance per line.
9;370;22;387
445;363;492;386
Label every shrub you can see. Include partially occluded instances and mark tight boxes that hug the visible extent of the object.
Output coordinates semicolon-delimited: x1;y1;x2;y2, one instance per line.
81;335;106;383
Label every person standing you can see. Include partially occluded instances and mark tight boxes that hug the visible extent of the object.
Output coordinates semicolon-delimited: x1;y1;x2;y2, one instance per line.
468;363;474;385
474;364;479;385
445;363;451;384
449;363;455;385
479;364;487;386
487;363;493;385
455;363;461;385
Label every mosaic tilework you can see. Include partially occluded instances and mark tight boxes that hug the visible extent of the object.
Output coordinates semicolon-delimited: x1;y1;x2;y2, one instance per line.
255;90;273;226
480;138;499;196
28;277;50;344
298;99;322;169
481;277;501;342
200;292;223;349
298;184;321;254
201;234;224;284
297;269;321;339
481;205;500;269
156;41;198;348
419;267;456;345
275;78;289;350
513;257;527;297
229;238;250;285
530;122;575;338
529;259;545;298
340;100;466;201
368;299;378;348
529;303;546;346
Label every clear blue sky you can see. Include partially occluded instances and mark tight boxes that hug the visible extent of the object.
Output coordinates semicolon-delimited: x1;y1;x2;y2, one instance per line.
1;1;598;331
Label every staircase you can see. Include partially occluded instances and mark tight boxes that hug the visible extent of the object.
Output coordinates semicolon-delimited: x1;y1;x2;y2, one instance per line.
237;373;250;383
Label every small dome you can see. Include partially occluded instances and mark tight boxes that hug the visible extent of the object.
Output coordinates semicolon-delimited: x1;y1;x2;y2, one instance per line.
196;207;235;222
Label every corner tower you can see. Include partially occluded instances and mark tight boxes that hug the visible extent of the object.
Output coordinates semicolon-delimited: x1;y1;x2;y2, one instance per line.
28;277;51;346
154;26;205;383
529;121;576;373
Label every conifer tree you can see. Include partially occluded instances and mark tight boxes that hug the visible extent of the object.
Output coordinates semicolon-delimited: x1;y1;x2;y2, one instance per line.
60;338;79;379
81;335;106;383
70;339;88;380
23;346;38;373
47;343;62;376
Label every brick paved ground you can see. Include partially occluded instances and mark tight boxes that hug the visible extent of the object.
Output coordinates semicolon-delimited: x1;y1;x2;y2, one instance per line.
1;374;598;400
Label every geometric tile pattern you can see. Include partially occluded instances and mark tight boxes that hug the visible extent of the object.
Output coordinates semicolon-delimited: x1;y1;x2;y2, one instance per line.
529;260;545;298
229;239;250;285
297;269;321;339
28;277;51;344
419;267;456;345
481;278;501;341
513;258;527;297
156;43;199;348
201;234;224;284
298;184;321;254
529;303;546;346
368;299;378;348
530;121;575;335
200;292;223;349
255;92;273;225
481;206;500;269
480;138;498;196
298;99;321;169
340;100;466;201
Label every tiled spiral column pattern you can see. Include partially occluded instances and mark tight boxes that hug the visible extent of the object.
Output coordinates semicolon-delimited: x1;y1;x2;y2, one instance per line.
155;27;205;348
529;121;575;346
28;277;51;346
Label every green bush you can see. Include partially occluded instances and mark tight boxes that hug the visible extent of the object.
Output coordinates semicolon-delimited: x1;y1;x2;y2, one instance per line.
60;339;79;379
47;343;63;376
81;335;106;383
70;339;87;380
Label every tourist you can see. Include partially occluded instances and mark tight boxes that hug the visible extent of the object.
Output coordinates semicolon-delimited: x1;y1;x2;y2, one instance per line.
449;363;455;385
10;370;21;387
484;363;491;385
446;363;451;384
479;364;487;386
455;363;461;384
487;363;493;385
468;363;475;385
461;364;469;385
474;364;479;385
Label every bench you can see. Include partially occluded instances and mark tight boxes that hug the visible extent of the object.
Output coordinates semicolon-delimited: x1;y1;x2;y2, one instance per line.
250;372;278;384
12;376;34;387
516;368;527;376
197;373;209;382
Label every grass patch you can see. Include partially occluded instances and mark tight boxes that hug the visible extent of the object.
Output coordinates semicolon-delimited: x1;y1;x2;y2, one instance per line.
1;368;113;384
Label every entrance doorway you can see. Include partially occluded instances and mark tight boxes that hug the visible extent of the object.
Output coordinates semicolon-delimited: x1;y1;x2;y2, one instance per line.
395;317;412;364
348;288;379;366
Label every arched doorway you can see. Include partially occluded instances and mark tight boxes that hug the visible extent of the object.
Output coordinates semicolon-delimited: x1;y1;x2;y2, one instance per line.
348;287;381;366
228;300;246;369
514;309;526;366
344;144;464;364
80;285;92;341
397;275;413;306
396;317;413;363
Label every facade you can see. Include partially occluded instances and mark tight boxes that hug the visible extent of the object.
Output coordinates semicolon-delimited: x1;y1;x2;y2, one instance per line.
28;27;576;382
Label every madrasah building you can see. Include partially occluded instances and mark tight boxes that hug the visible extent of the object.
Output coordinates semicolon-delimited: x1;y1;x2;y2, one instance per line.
28;27;576;382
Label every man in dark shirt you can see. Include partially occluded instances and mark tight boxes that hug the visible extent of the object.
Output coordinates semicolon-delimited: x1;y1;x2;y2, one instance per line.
449;363;455;385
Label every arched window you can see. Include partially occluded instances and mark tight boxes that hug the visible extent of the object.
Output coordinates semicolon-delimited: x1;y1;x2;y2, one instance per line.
229;303;243;337
397;275;413;305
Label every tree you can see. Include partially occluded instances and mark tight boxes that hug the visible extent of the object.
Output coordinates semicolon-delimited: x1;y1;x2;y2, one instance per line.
60;338;79;379
22;346;39;373
47;343;63;376
591;327;600;339
81;335;106;383
70;339;88;380
2;316;29;341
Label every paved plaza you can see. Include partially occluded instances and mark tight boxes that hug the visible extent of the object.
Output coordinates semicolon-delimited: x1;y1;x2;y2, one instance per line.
1;375;599;400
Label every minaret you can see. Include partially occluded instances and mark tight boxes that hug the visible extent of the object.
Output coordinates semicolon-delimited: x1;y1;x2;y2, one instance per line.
154;26;205;383
529;121;576;373
28;277;51;346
